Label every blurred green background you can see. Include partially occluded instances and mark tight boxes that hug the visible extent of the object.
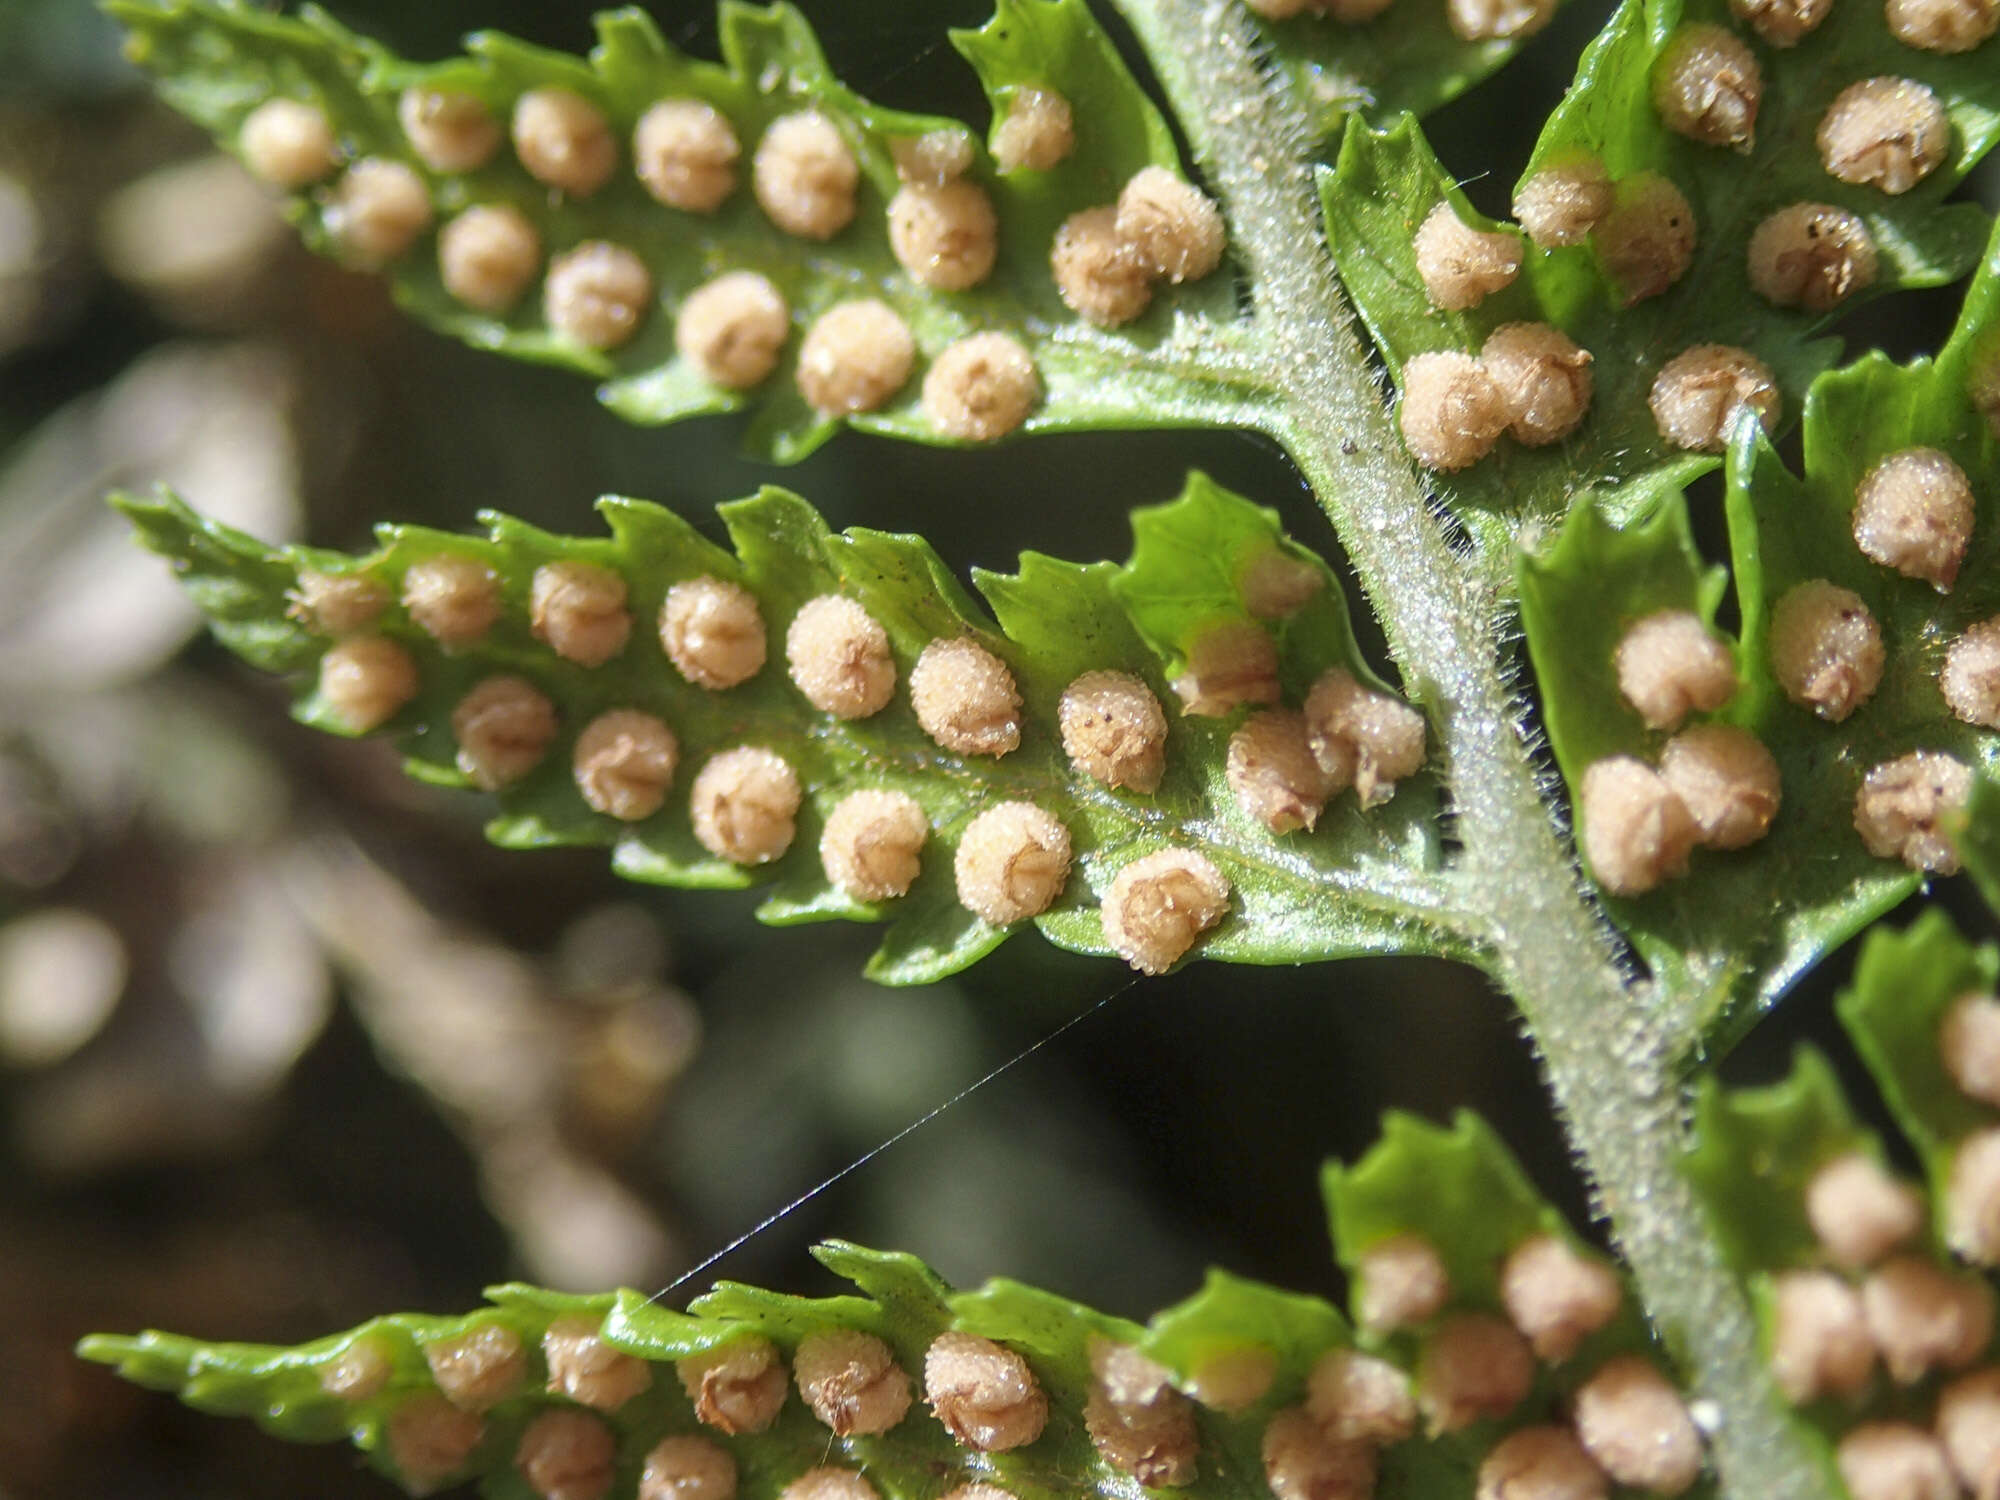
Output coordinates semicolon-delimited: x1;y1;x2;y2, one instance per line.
0;1;1991;1495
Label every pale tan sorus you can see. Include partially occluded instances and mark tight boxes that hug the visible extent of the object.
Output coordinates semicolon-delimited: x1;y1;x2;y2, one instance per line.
1513;156;1613;248
1116;166;1226;284
1398;351;1509;471
676;271;789;390
889;180;999;290
786;595;895;718
1481;322;1594;445
1475;1426;1609;1500
1573;1356;1705;1496
1659;725;1781;851
320;1336;393;1401
1306;1347;1417;1444
1228;709;1345;834
1944;991;2000;1106
452;676;559;791
318;637;419;734
1837;1424;1960;1500
637;1435;736;1500
1100;848;1230;975
1305;667;1427;808
542;1313;653;1410
403;553;501;647
911;637;1022;755
1614;609;1738;730
793;1328;913;1435
754;111;859;240
779;1469;879;1500
819;789;927;903
531;560;630;667
1729;0;1831;44
1748;204;1878;314
1239;550;1324;618
1185;1345;1278;1414
326;159;432;269
515;1408;616;1500
1171;619;1281;715
1885;0;1999;51
386;1392;485;1492
544;241;653;351
1595;173;1697;306
660;575;766;690
1449;0;1558;41
400;88;501;174
1355;1232;1451;1336
1652;24;1762;149
512;88;617;198
1051;206;1153;327
1938;1367;2000;1497
689;748;801;866
1852;445;1975;590
291;568;389;635
1770;579;1882;720
239;98;339;188
1416;1313;1536;1434
1947;1128;2000;1265
1819;79;1950;194
992;87;1075;173
677;1337;788;1434
1578;756;1698;897
1942;618;2000;729
890;128;975;187
1412;202;1522;311
439;204;542;314
924;333;1039;442
1498;1232;1623;1363
573;710;678;822
635;99;739;214
953;802;1071;925
1260;1406;1377;1500
1861;1253;1995;1382
796;299;915;416
1806;1154;1922;1271
1649;344;1781;454
1059;669;1168;793
923;1330;1048;1451
425;1323;527;1411
1082;1337;1200;1486
1769;1269;1878;1404
1854;750;1971;873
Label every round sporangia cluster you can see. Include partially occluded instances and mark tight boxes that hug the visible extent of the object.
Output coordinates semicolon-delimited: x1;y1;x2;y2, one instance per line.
1941;992;2000;1109
290;568;389;636
1187;1347;1278;1416
1050;206;1153;327
572;710;678;822
325;158;432;269
1885;0;1999;51
1397;351;1509;471
677;1338;789;1434
1498;1233;1624;1363
1854;749;1972;873
1838;1425;1961;1500
1730;0;1831;44
1228;709;1342;833
1304;667;1428;809
1747;203;1879;314
1513;155;1613;248
542;1314;652;1411
924;1330;1049;1451
780;1469;879;1500
819;789;927;903
890;128;975;188
1943;617;2000;729
511;87;615;198
1100;847;1230;974
1448;0;1559;42
1171;619;1282;716
792;1329;913;1436
754;110;859;241
544;241;653;351
1355;1233;1452;1337
1411;203;1522;311
1659;724;1783;850
1852;446;1975;591
515;1408;616;1500
403;553;502;646
689;747;801;866
318;636;419;733
1615;610;1739;730
321;1336;394;1401
888;179;998;291
675;271;790;390
1594;173;1698;306
1819;79;1950;195
785;594;896;718
424;1323;527;1411
1805;1153;1925;1270
1084;1338;1201;1484
1864;1257;1994;1383
399;88;500;175
638;1435;736;1500
911;637;1022;756
635;99;740;214
1058;669;1169;793
1770;579;1884;720
439;204;543;313
1240;550;1324;619
1652;24;1763;149
1481;323;1595;445
530;560;630;667
1260;1405;1377;1500
795;299;916;416
1050;167;1226;326
1476;1427;1601;1500
661;575;767;690
953;802;1071;925
1950;1130;2000;1266
923;332;1040;442
993;86;1075;173
1578;756;1700;897
239;97;339;188
1306;1348;1415;1445
1418;1314;1539;1433
387;1392;485;1491
1769;1269;1877;1403
1648;344;1782;453
452;675;559;791
1571;1357;1705;1495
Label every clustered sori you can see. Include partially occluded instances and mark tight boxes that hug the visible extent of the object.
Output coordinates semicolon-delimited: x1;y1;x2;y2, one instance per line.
235;62;1229;447
1391;0;1989;472
289;530;1425;977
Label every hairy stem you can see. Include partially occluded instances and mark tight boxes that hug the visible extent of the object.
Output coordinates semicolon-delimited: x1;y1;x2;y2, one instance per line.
1109;3;1827;1495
